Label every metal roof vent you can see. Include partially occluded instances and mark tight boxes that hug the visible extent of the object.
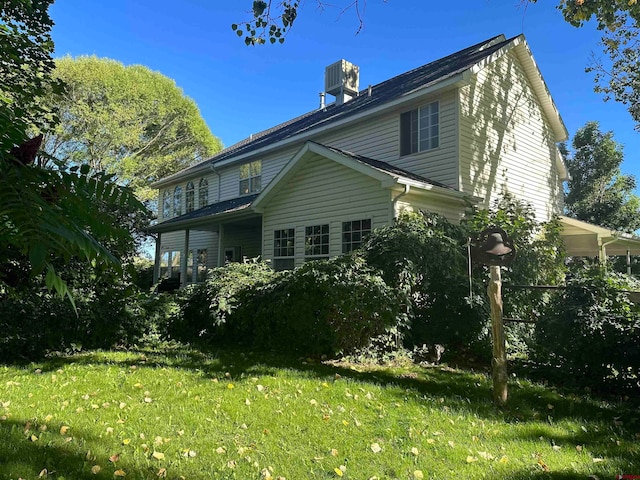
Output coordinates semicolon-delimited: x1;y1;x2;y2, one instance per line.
324;59;359;105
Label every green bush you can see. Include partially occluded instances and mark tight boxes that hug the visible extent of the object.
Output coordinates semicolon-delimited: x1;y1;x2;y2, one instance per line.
244;254;402;356
533;266;640;392
167;260;278;345
169;255;401;357
361;210;487;353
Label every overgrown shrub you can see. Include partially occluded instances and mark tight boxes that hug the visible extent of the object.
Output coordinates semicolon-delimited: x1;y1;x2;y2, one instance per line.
462;194;567;358
169;255;402;357
167;260;278;345
361;210;487;353
244;254;402;356
533;266;640;392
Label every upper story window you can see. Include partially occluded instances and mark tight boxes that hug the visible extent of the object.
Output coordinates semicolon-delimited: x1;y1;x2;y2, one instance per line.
305;224;329;258
185;182;195;213
173;185;182;216
199;178;208;207
342;218;371;253
162;190;171;219
400;101;439;156
239;160;262;195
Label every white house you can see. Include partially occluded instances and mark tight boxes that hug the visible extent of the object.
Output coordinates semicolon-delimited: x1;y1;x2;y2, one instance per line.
149;33;639;284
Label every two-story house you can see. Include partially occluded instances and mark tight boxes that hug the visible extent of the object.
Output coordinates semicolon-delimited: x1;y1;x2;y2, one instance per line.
149;33;640;285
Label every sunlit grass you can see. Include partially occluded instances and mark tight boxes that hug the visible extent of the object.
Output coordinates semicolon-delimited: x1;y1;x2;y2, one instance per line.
0;346;638;479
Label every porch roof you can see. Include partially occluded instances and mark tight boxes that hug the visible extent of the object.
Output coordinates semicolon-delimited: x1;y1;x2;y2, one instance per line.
149;193;260;233
559;216;640;257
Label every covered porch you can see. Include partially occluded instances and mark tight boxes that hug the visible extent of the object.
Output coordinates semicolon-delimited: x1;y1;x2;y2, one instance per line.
149;195;262;287
559;216;640;274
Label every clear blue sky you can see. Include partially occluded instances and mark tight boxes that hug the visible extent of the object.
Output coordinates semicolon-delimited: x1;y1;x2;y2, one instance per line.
49;0;639;194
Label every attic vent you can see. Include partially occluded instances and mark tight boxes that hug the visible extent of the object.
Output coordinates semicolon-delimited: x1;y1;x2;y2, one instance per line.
324;59;359;105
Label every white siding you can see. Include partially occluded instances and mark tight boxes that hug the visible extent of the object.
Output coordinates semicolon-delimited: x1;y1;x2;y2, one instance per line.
262;153;392;267
159;229;219;269
314;90;459;188
395;191;466;224
222;225;262;260
459;50;564;222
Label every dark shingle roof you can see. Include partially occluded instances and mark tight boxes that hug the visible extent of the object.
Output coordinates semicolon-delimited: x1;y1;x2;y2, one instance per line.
316;142;455;190
151;193;259;230
173;34;513;178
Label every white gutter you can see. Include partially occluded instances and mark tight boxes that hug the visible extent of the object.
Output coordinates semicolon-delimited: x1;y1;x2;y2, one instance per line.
391;184;411;220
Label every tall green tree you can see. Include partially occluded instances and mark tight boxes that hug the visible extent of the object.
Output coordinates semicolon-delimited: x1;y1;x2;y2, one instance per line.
1;1;147;302
564;121;640;232
40;57;222;202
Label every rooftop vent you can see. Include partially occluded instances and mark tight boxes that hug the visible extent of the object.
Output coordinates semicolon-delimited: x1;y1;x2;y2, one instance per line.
324;59;359;105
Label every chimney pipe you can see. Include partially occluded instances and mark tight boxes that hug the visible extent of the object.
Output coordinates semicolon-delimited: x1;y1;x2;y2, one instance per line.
319;92;326;109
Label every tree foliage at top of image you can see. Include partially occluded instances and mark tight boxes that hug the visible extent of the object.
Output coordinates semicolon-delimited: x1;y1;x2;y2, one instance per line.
0;0;61;152
1;1;148;303
528;0;640;130
563;121;640;233
40;56;223;202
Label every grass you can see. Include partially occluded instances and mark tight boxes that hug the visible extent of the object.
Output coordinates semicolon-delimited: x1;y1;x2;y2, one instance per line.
0;345;638;480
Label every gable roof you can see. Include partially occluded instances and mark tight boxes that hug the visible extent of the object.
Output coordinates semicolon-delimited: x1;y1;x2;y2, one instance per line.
153;34;567;188
252;141;471;212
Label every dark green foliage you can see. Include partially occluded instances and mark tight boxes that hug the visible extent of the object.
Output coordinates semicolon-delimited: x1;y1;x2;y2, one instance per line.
463;194;567;356
168;260;277;345
361;210;487;352
0;268;169;362
170;256;401;357
534;266;640;392
563;122;640;232
245;255;401;356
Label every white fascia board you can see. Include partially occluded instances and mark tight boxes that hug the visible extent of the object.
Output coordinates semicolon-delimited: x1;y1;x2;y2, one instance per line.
384;177;480;204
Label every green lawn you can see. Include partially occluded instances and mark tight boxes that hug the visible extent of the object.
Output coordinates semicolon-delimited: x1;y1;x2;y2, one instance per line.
0;346;638;479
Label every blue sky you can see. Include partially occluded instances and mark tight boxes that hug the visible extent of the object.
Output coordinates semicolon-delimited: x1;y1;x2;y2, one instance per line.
49;0;639;193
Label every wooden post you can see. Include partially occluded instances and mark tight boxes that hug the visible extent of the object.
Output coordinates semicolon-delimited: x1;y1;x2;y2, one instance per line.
488;265;507;406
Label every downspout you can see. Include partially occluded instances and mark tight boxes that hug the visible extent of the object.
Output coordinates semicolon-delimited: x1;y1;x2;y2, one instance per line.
599;236;618;269
210;164;221;202
391;184;411;221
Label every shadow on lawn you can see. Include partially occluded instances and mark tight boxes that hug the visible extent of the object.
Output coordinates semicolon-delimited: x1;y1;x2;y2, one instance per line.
31;345;639;426
9;345;640;475
0;418;151;480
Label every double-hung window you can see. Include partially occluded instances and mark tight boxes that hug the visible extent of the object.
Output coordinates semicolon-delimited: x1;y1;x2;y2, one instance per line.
273;228;295;271
239;161;262;195
305;224;329;259
342;219;371;253
400;101;439;156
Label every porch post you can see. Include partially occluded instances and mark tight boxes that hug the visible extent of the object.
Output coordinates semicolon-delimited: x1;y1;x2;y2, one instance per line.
181;229;190;287
628;249;632;276
218;224;225;266
153;232;162;284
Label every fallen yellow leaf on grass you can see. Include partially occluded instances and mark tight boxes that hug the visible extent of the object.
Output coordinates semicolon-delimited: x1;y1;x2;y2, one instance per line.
91;465;101;474
109;453;120;463
60;425;70;435
413;471;424;479
157;468;167;478
152;451;165;460
334;467;344;477
410;447;419;456
370;443;382;453
499;455;508;464
466;455;478;463
114;469;126;477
